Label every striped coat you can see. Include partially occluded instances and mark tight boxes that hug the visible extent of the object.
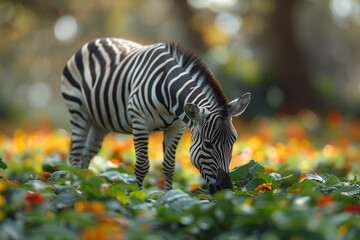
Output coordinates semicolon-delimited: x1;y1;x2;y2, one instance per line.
61;38;250;193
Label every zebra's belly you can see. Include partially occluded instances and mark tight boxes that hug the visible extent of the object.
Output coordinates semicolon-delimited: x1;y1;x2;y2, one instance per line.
84;98;133;134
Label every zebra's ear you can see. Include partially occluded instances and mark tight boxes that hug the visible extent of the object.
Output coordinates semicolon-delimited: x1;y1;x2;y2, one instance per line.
229;93;251;117
184;103;201;122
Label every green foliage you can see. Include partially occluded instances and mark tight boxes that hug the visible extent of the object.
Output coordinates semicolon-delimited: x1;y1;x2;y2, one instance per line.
1;159;360;239
0;157;7;170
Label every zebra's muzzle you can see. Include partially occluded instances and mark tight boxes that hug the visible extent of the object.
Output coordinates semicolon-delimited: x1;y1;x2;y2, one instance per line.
209;168;233;194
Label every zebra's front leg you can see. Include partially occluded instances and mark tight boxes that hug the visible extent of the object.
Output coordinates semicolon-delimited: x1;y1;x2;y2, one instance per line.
162;121;185;191
133;130;150;189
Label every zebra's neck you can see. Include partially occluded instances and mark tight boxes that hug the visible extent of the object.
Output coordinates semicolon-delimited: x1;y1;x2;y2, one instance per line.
165;43;229;125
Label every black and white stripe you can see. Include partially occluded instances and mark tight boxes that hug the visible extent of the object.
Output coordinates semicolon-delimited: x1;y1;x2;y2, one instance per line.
61;38;250;192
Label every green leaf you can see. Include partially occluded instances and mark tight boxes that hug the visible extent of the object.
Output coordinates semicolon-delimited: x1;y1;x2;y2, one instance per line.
60;210;95;227
115;190;128;205
332;185;360;199
49;170;70;181
145;190;165;201
80;176;104;199
27;223;81;240
0;157;7;170
155;189;200;213
246;178;266;192
350;174;358;184
154;189;200;212
257;173;274;183
128;191;146;204
230;160;265;185
0;219;24;239
52;192;82;209
24;180;49;191
52;184;72;194
155;189;190;206
99;171;136;183
269;173;294;188
301;173;326;184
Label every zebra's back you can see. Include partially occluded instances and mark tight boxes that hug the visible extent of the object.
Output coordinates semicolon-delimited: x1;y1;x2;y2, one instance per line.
61;38;160;134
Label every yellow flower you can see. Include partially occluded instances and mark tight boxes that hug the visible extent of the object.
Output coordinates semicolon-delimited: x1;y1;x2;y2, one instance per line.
23;158;32;168
74;200;87;212
338;224;348;237
0;194;6;208
47;211;55;218
90;201;106;214
0;181;8;192
244;198;253;205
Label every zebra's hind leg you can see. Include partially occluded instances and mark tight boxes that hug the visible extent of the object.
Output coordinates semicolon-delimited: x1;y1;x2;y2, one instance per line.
132;129;150;189
68;116;91;168
162;121;186;191
80;123;109;169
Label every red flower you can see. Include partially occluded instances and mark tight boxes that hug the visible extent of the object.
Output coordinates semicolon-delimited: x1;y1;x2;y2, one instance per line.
25;203;32;212
317;195;334;207
25;192;44;205
344;203;360;213
293;188;302;194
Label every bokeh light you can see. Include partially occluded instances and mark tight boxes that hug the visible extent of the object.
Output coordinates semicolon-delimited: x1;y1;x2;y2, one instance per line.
330;0;353;18
215;12;242;36
27;82;51;108
54;15;78;42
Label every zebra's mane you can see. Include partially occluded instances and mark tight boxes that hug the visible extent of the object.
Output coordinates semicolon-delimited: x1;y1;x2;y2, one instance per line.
167;43;228;108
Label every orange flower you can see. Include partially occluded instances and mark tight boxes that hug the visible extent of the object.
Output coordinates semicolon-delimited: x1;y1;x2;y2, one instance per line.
159;177;165;183
112;178;120;183
293;188;301;194
40;172;52;181
86;170;95;178
317;195;334;207
157;183;164;189
109;158;121;167
101;185;111;193
327;110;342;129
10;180;18;188
265;167;274;174
197;194;207;197
189;185;202;193
254;183;272;193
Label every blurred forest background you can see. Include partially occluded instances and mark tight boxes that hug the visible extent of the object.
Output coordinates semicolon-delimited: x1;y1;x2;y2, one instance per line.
1;0;360;133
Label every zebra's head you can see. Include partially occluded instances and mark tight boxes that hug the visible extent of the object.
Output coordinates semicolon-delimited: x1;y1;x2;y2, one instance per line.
184;93;251;194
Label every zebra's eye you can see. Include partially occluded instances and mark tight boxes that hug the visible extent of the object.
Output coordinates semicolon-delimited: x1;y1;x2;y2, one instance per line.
204;140;213;149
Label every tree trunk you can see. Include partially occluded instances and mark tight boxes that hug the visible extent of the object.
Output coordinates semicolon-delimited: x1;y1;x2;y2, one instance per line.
175;0;207;52
269;0;315;114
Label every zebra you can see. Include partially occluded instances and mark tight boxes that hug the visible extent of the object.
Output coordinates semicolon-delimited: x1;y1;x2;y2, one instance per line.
61;38;251;194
